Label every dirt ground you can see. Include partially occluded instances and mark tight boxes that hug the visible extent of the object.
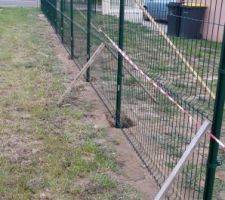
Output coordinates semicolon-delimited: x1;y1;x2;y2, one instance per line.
0;8;159;200
41;14;159;199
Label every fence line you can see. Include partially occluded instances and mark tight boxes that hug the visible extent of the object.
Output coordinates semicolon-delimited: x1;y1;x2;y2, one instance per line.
100;28;225;150
41;0;225;199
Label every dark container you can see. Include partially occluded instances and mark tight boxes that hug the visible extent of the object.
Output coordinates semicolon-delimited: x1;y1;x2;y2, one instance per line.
179;5;206;39
167;2;182;37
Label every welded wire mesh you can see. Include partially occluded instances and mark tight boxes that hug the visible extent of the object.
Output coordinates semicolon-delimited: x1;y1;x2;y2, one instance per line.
90;46;118;114
73;0;87;66
123;0;222;120
121;58;210;199
62;0;72;52
41;0;225;199
41;0;57;29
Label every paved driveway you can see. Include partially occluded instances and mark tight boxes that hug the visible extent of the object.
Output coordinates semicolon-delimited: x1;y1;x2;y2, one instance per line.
0;0;38;7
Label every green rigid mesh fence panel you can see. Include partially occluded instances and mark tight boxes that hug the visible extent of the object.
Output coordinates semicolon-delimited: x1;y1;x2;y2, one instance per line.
41;0;225;199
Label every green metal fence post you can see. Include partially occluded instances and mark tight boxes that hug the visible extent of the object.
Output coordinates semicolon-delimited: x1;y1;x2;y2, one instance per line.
86;0;92;82
40;0;43;12
54;0;57;32
203;27;225;200
60;0;64;42
94;0;97;14
70;0;74;59
115;0;125;128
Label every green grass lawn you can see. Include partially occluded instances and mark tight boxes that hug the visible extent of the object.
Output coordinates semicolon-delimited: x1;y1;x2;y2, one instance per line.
0;8;141;200
64;8;220;121
89;12;221;118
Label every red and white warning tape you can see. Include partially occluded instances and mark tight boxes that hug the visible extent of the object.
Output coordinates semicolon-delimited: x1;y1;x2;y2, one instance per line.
210;133;225;149
99;28;225;150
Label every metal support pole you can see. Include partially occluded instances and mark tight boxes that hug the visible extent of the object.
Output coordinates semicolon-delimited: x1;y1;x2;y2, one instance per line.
115;0;125;128
60;0;64;43
70;0;74;59
155;120;211;200
86;0;92;82
40;0;43;12
57;44;105;106
203;27;225;200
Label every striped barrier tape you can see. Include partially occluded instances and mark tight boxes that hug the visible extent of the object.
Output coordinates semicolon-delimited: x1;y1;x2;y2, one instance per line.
99;28;225;150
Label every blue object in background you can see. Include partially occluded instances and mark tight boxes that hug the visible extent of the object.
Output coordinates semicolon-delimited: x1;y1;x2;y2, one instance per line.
143;0;176;22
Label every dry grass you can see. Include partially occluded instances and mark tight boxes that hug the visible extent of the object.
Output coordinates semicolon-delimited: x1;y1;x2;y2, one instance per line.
0;8;142;200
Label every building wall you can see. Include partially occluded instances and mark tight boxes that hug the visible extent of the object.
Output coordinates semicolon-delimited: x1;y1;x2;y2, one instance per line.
197;0;225;42
102;0;139;15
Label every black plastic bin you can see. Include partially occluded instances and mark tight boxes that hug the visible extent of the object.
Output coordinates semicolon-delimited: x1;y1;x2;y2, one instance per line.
167;2;182;37
179;4;207;39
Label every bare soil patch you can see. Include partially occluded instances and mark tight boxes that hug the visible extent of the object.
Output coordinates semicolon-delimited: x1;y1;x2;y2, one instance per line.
40;13;159;199
0;9;159;200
